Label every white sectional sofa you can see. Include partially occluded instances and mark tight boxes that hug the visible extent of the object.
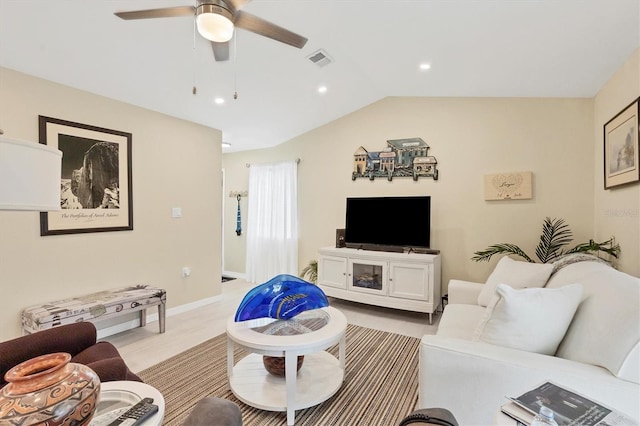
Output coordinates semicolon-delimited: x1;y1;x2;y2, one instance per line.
418;256;640;425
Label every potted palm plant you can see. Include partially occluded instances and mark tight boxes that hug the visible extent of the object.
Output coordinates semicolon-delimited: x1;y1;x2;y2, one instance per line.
300;259;318;284
472;217;620;264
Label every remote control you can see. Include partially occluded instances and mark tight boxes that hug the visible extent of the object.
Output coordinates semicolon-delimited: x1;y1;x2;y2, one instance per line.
106;397;159;426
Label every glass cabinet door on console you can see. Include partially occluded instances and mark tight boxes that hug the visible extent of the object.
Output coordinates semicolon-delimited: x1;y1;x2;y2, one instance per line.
348;259;387;295
319;256;347;289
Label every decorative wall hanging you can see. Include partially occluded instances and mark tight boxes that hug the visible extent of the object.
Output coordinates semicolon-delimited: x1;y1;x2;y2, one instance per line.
39;116;133;235
235;194;242;236
229;191;246;236
351;137;438;181
604;97;639;189
484;171;533;200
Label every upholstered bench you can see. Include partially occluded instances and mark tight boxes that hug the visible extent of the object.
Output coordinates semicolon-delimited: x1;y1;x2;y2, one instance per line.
21;285;166;335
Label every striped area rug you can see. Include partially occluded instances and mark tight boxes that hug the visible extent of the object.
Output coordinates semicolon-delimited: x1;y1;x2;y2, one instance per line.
139;324;420;425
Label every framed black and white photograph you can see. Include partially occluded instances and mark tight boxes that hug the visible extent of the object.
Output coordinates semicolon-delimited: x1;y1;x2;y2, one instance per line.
39;116;133;235
604;97;639;189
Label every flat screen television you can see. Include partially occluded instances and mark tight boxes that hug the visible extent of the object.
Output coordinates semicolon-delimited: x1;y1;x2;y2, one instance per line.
344;196;431;250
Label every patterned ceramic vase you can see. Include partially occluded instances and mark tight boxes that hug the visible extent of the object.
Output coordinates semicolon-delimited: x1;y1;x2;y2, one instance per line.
0;352;101;426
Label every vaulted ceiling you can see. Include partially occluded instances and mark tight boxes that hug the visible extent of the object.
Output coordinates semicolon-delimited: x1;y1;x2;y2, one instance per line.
1;1;638;152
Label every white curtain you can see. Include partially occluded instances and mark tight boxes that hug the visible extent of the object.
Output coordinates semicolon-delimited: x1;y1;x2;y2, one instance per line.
245;160;298;283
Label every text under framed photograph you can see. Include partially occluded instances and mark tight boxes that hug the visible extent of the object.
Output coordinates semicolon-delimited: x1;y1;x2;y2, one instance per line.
604;97;639;189
39;116;133;235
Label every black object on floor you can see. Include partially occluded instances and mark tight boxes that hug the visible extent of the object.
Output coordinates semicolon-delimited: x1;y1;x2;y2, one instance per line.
222;276;236;282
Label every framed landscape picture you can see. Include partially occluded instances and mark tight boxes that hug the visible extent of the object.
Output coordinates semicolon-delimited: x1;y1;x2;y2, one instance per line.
604;97;639;189
39;116;133;235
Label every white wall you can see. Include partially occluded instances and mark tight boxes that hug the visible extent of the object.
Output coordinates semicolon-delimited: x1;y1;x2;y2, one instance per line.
0;67;223;341
593;48;640;277
223;97;600;289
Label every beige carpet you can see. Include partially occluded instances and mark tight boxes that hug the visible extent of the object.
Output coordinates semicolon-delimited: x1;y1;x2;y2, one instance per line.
139;324;420;425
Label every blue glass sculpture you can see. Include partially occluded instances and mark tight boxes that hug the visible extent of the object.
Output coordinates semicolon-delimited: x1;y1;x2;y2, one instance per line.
234;274;329;322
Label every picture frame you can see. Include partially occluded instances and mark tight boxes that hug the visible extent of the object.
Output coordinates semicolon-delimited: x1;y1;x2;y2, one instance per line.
39;116;133;235
603;97;639;189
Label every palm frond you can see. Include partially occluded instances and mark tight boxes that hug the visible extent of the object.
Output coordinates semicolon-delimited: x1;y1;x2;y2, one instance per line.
535;217;573;263
471;244;534;263
566;237;621;259
300;259;318;284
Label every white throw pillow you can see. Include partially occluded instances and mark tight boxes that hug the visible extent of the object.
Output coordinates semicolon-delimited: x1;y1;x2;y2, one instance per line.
477;256;554;307
473;283;584;355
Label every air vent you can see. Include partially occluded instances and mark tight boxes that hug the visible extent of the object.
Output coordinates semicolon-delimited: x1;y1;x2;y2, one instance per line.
307;49;333;68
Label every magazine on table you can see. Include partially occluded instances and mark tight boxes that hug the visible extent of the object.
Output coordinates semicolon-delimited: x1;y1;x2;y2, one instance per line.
500;381;637;426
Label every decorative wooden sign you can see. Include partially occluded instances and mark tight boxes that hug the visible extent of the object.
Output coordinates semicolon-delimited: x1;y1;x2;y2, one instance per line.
484;171;533;200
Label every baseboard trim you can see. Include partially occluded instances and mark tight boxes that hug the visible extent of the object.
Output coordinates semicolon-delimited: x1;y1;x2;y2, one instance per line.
96;294;224;339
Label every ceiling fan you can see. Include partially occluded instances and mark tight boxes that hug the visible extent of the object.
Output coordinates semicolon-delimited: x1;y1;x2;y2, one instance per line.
114;0;308;61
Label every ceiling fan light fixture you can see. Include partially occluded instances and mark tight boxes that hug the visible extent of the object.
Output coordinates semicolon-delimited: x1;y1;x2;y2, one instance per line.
196;2;234;43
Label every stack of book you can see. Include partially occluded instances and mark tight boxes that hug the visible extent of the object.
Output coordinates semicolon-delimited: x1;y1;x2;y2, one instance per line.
501;381;636;426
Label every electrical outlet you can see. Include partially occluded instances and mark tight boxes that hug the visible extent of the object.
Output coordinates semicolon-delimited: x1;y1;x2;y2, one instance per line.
182;267;191;277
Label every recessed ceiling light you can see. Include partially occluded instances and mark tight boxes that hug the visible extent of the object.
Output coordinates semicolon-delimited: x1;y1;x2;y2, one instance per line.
419;63;431;71
214;97;225;105
318;85;328;94
221;142;231;148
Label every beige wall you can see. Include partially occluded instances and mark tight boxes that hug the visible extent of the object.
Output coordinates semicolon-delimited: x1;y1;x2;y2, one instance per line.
223;97;599;289
593;48;640;277
0;68;223;341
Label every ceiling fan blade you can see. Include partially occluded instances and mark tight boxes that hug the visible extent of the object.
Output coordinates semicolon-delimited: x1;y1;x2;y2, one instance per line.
211;41;230;61
227;0;252;10
234;11;308;49
114;6;195;20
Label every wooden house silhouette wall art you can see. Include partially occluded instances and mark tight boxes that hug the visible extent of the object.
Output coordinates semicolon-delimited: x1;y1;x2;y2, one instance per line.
352;138;439;181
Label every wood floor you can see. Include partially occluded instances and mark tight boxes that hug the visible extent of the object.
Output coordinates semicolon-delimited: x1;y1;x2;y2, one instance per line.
104;278;440;374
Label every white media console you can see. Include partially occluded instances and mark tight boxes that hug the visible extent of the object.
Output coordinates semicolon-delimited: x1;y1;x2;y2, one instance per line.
317;247;442;324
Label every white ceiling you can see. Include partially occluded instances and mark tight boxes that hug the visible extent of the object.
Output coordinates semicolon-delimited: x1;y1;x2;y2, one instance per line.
1;1;638;152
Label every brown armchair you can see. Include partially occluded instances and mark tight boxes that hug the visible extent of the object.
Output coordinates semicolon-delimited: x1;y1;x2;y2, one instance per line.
1;323;243;425
0;322;141;388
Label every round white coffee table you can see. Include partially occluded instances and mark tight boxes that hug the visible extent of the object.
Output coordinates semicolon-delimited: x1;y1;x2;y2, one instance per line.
90;381;165;426
226;306;347;425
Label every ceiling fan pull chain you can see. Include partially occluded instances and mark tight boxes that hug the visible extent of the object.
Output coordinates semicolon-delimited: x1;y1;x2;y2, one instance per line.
233;28;238;100
192;18;198;95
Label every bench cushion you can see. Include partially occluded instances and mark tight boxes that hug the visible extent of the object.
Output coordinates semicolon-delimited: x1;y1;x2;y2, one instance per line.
22;285;166;333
